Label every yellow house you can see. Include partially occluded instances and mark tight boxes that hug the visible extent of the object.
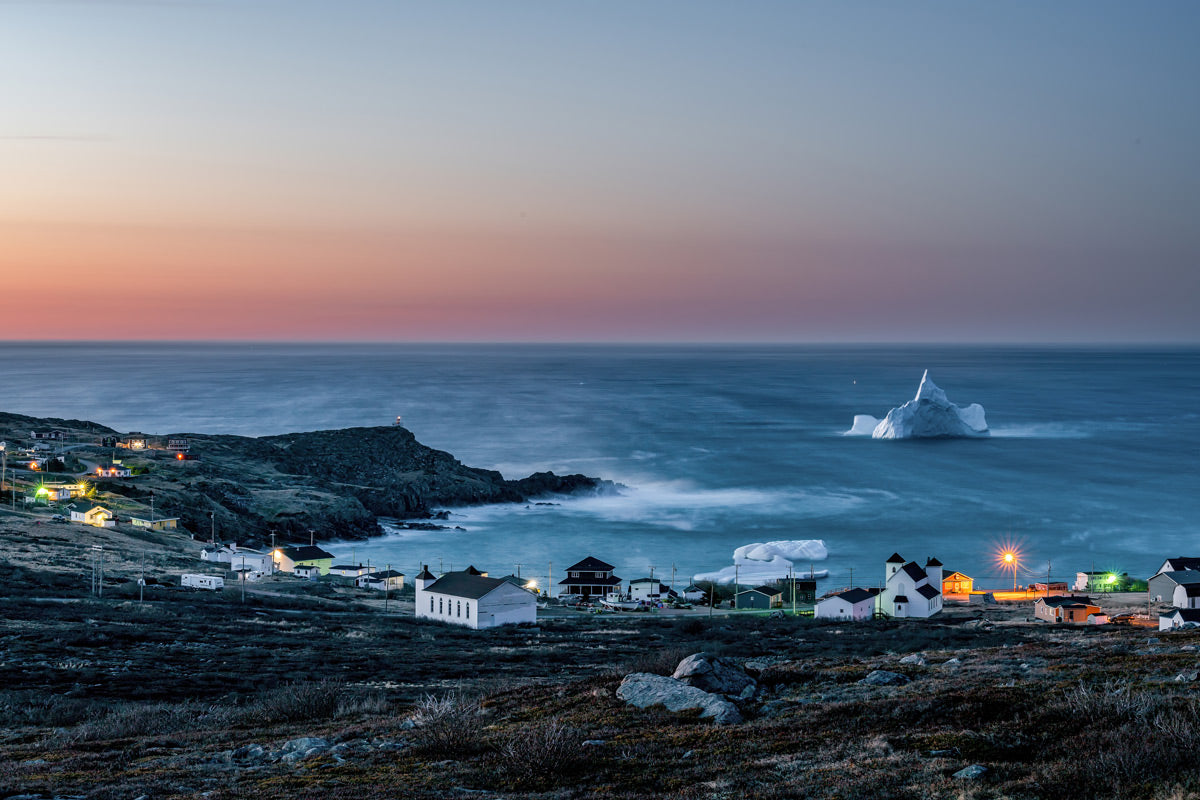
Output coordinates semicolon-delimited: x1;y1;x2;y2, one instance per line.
129;516;179;531
273;545;335;575
68;501;115;528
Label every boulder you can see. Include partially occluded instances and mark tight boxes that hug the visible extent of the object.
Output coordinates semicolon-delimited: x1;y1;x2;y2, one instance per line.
899;654;926;666
617;673;743;724
953;764;988;780
860;670;911;686
672;653;757;700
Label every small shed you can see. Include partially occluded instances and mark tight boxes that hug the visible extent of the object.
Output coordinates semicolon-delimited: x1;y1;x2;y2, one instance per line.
294;564;321;580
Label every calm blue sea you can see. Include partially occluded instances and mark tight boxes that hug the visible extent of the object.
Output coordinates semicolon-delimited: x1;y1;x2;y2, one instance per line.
2;343;1197;593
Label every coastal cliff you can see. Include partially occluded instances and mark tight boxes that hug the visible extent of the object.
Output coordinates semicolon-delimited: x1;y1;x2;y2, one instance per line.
0;412;611;545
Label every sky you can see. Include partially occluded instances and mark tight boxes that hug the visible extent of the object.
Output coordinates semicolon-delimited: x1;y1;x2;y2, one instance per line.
2;1;1199;343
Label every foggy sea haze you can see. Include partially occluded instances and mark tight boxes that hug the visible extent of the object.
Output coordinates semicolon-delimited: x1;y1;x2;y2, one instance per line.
4;342;1197;592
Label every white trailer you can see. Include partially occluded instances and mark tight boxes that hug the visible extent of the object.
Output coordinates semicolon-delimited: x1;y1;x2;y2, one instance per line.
182;574;225;590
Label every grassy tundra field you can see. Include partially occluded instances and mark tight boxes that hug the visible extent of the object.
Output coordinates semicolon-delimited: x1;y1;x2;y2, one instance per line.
1;513;1198;800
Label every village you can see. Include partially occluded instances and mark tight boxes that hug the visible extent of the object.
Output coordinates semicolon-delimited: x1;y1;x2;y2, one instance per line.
3;425;1200;799
3;428;1197;635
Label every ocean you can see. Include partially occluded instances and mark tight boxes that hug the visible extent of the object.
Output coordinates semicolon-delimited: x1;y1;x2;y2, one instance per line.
2;342;1197;594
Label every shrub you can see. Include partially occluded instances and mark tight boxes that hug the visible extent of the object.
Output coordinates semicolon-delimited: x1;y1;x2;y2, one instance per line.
240;679;344;725
494;719;586;789
407;691;487;758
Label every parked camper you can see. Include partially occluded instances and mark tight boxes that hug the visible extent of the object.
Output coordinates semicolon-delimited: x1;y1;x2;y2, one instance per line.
181;574;224;591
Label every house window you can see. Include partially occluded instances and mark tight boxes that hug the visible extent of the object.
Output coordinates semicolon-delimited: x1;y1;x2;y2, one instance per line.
439;598;443;614
466;603;470;619
457;600;461;617
430;596;434;612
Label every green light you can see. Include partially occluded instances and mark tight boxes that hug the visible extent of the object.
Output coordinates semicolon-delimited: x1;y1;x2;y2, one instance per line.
1107;574;1118;584
36;487;48;496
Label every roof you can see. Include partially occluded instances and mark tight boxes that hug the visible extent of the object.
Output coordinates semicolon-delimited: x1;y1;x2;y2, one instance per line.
630;577;661;584
366;569;405;579
426;572;510;600
294;564;320;572
832;588;877;605
559;574;621;586
1164;608;1200;622
901;562;927;582
1161;570;1200;585
279;545;334;561
893;595;909;603
464;565;485;575
1183;584;1200;598
331;564;366;571
925;557;943;567
565;556;615;572
886;553;906;563
68;501;104;513
916;584;940;599
1038;596;1098;608
737;585;782;596
942;570;970;579
1163;558;1200;572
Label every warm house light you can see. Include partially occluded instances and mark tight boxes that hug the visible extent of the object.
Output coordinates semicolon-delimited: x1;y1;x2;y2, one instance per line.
176;453;185;460
29;461;39;470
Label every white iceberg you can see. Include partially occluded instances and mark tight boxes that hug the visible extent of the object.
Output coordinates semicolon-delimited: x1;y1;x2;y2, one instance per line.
846;370;989;439
693;539;829;585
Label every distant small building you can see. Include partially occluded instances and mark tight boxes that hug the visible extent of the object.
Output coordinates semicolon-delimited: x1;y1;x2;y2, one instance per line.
121;433;148;450
201;545;271;574
100;436;118;448
68;501;114;528
129;516;179;531
559;556;622;599
329;563;374;579
1074;571;1131;592
629;578;675;603
942;570;974;595
499;574;541;595
1029;582;1070;594
415;566;537;629
1035;596;1102;624
735;585;783;610
35;483;80;502
681;584;707;602
1159;608;1200;631
95;464;132;478
166;437;190;451
30;430;63;440
773;578;817;603
815;587;879;621
273;545;335;575
357;569;405;590
294;564;321;580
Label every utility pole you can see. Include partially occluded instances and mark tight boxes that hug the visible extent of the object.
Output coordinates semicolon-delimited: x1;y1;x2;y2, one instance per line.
671;563;676;592
149;491;155;523
240;555;246;603
734;564;740;609
308;529;314;547
515;563;523;579
849;567;854;589
385;562;390;613
139;551;145;603
210;511;216;546
1046;561;1051;598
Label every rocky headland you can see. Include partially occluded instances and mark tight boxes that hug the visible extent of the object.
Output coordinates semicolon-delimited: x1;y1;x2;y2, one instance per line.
0;411;613;546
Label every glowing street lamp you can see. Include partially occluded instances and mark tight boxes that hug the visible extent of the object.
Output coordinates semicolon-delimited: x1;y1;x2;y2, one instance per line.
997;547;1021;592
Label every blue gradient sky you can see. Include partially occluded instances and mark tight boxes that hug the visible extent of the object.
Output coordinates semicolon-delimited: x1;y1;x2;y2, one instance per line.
2;1;1198;341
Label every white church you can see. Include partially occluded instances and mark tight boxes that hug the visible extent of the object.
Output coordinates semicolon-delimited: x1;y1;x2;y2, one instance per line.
878;553;943;618
414;565;537;629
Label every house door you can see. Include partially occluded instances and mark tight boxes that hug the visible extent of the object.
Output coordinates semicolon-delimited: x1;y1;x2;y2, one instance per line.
894;603;906;618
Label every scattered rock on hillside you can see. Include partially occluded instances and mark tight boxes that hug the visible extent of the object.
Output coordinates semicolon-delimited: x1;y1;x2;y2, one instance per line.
899;653;926;666
954;764;989;780
860;670;911;686
617;672;743;724
672;653;757;700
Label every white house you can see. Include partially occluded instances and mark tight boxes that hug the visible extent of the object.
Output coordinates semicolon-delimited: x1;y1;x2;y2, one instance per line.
330;563;374;579
1173;583;1200;610
681;584;707;602
1159;608;1200;630
95;464;132;478
879;553;943;618
68;501;114;528
815;587;879;621
415;565;537;629
294;564;321;580
1149;570;1200;603
201;545;272;574
629;578;676;603
357;569;405;590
